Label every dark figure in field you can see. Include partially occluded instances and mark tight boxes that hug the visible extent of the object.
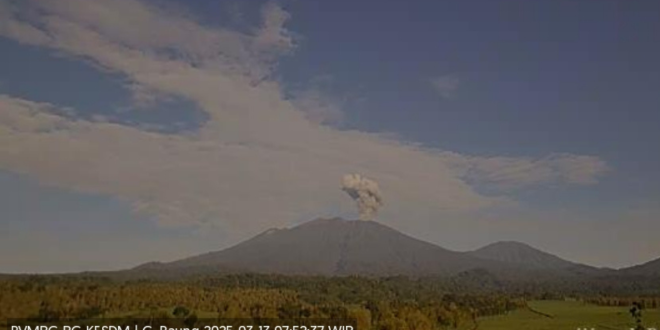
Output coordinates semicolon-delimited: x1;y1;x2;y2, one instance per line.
629;301;644;330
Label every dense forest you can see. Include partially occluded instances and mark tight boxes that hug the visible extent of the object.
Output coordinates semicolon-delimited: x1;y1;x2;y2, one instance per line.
0;274;524;329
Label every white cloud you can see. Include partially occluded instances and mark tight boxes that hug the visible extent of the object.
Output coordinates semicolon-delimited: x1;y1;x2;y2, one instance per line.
253;2;296;56
0;0;609;240
430;74;460;98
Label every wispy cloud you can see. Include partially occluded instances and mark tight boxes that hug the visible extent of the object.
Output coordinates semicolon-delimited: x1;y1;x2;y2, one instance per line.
442;152;610;189
289;89;345;125
430;74;460;98
0;0;609;239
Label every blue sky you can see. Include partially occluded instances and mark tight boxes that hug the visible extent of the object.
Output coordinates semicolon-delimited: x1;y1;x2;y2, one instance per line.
0;0;659;272
278;0;660;210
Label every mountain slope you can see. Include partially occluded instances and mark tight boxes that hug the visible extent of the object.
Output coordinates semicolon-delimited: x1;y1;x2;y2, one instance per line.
620;257;660;275
139;218;503;276
468;241;578;270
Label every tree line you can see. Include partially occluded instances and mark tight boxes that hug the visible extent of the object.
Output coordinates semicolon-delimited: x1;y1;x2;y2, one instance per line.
0;274;526;330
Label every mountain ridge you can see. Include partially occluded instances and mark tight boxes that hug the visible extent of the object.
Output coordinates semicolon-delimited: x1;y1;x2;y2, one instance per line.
620;257;660;275
132;217;617;278
153;217;497;276
468;240;580;269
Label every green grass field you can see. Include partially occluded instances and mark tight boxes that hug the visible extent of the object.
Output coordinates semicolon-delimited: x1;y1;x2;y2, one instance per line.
473;300;660;330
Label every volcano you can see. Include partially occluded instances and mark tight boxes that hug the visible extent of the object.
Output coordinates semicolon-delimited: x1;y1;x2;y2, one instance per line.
132;218;601;277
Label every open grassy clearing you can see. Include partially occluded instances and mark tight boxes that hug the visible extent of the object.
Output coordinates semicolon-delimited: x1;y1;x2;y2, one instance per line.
472;300;660;330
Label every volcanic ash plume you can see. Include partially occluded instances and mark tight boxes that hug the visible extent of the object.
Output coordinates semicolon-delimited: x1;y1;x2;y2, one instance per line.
341;174;383;221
